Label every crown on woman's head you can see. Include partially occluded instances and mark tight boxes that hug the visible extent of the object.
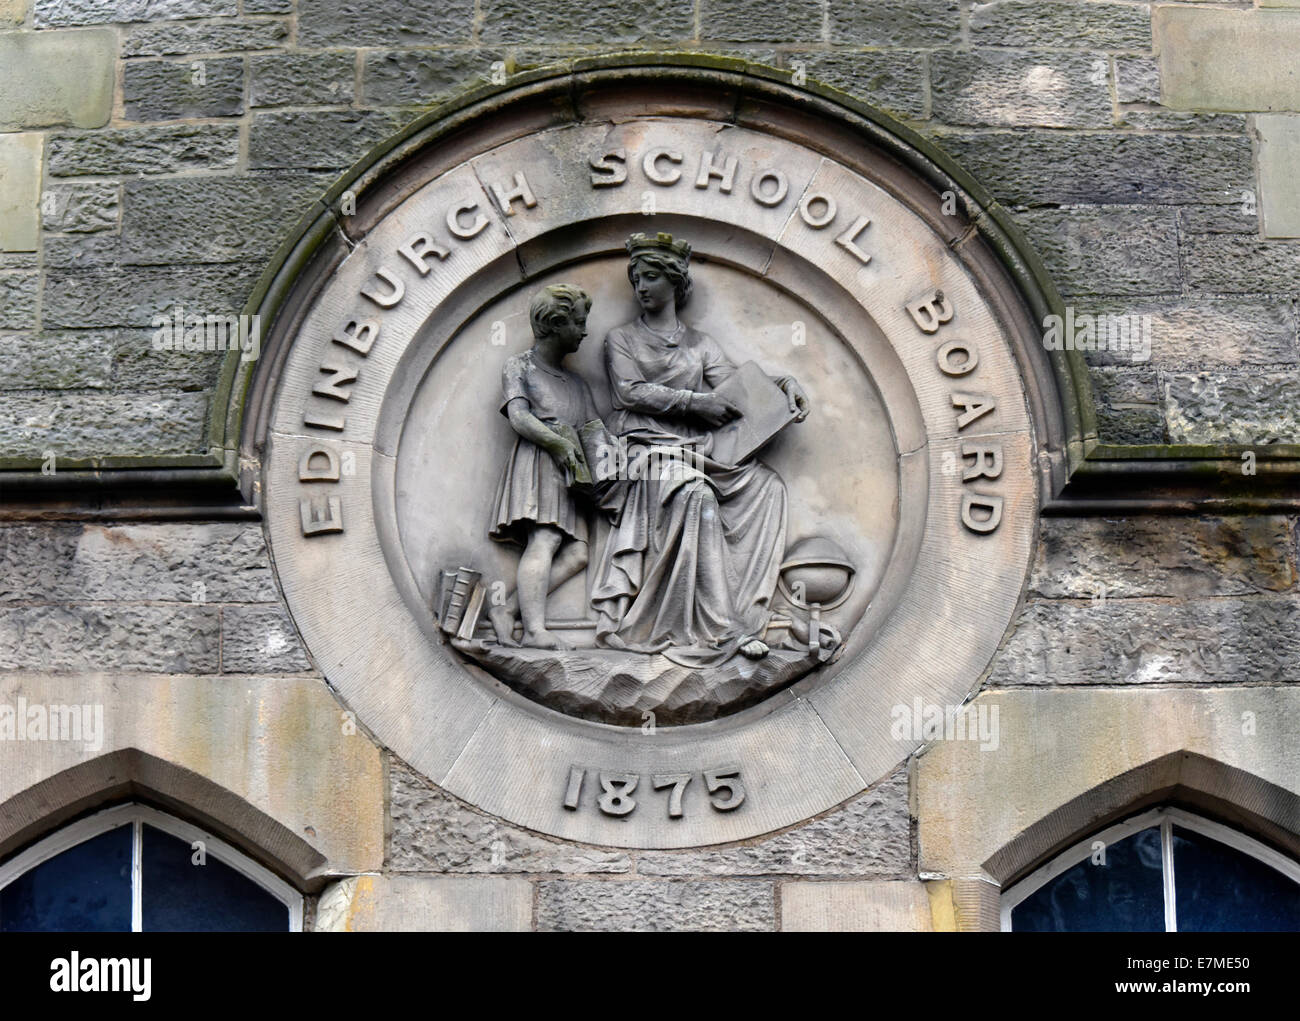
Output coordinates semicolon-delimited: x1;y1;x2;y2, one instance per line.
626;232;691;263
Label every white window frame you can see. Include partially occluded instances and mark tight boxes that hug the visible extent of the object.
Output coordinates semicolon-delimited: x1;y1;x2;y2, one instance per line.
1001;806;1300;932
0;803;303;932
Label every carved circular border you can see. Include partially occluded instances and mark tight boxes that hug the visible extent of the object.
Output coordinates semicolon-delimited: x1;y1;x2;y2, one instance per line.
258;67;1041;848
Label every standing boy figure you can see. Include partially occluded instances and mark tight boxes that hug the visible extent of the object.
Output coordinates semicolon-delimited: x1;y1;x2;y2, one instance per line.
487;283;606;650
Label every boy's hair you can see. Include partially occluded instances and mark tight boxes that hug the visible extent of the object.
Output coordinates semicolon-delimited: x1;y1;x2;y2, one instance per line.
529;283;592;338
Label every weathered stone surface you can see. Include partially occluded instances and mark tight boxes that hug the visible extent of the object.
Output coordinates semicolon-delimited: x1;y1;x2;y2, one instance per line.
0;28;115;130
1117;110;1249;133
1018;207;1181;295
1;0;28;23
0;272;38;329
388;757;632;874
0;134;41;252
827;0;960;47
124;56;244;121
1256;114;1300;239
362;49;502;107
1182;234;1300;292
637;767;911;876
971;0;1150;50
1156;6;1300;112
244;0;289;11
537;879;775;931
0;522;277;603
317;875;532;931
0;334;114;389
485;0;691;42
47;124;240;176
1075;297;1298;368
1164;371;1300;445
298;0;474;48
1115;55;1160;104
1088;366;1164;444
41;183;119;234
251;51;355;106
930;50;1112;128
1177;203;1260;236
122;174;332;264
780;51;926;120
0;391;210;457
123;19;289;56
35;0;235;24
987;596;1300;687
699;0;821;43
108;328;224;390
931;131;1252;206
248;110;406;170
781;880;933;931
0;605;219;671
221;603;311;673
43;263;261;328
1031;517;1297;600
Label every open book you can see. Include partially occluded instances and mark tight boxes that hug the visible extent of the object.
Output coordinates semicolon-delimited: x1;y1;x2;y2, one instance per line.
709;360;799;465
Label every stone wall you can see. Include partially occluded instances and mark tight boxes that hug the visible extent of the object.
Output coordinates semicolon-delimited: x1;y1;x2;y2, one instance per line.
2;1;1299;931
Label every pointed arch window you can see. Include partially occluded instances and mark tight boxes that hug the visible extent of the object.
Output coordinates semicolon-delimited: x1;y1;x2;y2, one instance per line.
0;804;302;932
1002;807;1300;932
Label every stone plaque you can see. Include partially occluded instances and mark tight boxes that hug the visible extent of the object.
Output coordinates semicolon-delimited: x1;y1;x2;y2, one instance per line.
258;68;1039;848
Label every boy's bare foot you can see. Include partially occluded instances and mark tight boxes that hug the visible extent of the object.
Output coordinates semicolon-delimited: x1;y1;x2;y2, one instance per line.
739;638;769;659
488;604;519;647
522;627;569;650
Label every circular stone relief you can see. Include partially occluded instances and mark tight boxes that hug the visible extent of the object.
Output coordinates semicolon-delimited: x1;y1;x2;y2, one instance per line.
260;68;1040;848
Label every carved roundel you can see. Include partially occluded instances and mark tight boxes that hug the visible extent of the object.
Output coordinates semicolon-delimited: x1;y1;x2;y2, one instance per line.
259;64;1041;848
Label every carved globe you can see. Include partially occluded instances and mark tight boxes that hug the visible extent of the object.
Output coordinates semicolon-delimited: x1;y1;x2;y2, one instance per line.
779;537;856;608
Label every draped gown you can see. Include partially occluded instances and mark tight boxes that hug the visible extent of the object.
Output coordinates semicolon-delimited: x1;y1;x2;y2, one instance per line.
590;317;788;666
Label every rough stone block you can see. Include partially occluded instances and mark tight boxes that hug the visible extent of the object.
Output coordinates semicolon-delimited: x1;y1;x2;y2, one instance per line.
317;875;532;931
1089;365;1164;444
484;0;692;43
1177;202;1260;236
41;182;119;234
1073;296;1298;368
1181;234;1300;293
0;272;38;329
35;0;235;24
0;604;220;672
298;0;474;48
1256;114;1300;239
537;880;775;931
248;110;406;170
1156;7;1300;112
0;134;41;252
0;28;115;130
388;757;632;873
781;880;933;931
0;390;210;457
1164;371;1300;445
699;0;821;43
108;328;224;390
244;0;289;10
251;51;355;106
930;50;1112;128
1115;55;1160;104
47;124;241;176
43;262;261;328
931;131;1252;206
1118;110;1249;132
0;522;277;603
123;56;244;121
122;174;333;264
0;334;114;389
970;0;1150;50
1018;206;1181;296
362;50;504;108
1030;517;1298;600
827;0;960;47
122;19;289;56
636;767;911;876
221;603;311;673
781;51;926;121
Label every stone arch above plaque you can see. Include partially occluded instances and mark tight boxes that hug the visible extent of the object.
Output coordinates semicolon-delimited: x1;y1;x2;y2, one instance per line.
247;58;1071;849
